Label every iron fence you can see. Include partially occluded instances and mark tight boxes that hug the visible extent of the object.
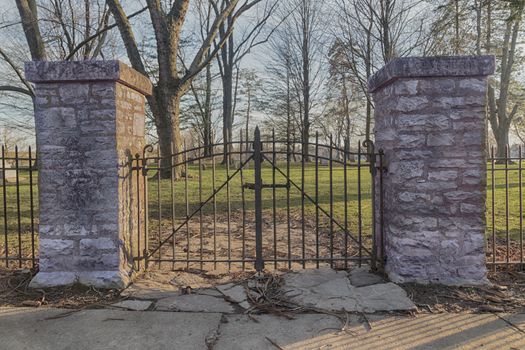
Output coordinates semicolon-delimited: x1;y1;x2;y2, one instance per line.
2;140;523;274
0;145;37;268
487;146;525;270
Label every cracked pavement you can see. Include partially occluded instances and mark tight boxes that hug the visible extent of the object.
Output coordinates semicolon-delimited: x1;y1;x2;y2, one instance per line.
1;307;524;349
1;268;524;349
117;267;416;313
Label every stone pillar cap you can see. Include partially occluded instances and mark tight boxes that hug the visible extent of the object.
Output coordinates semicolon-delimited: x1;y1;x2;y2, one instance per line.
368;55;495;93
25;60;152;96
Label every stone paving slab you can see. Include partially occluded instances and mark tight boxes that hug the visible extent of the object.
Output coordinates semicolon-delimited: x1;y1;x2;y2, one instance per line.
499;313;525;332
353;282;417;313
214;313;343;350
195;288;224;297
0;307;222;350
112;300;153;311
122;268;415;313
120;282;180;300
213;312;525;350
216;283;248;303
283;269;416;312
349;267;386;287
155;294;236;313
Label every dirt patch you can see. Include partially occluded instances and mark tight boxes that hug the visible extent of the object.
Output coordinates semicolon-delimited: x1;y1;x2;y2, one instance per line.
486;237;525;264
147;210;373;271
121;268;254;299
0;269;122;308
403;271;525;314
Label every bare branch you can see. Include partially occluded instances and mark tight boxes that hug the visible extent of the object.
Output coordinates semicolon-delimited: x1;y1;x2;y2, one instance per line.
181;0;243;88
106;0;147;76
65;6;147;61
0;47;34;98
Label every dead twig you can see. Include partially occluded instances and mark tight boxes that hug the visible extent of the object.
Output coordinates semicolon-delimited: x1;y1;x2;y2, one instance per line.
265;337;285;350
43;309;82;320
360;312;373;331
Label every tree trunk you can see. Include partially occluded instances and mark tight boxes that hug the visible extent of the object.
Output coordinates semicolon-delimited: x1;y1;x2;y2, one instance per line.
301;2;310;162
222;65;234;165
15;0;47;60
454;0;460;54
151;86;183;179
244;88;251;153
365;0;373;153
245;97;251;154
495;125;510;160
475;0;482;55
203;64;213;157
170;93;183;177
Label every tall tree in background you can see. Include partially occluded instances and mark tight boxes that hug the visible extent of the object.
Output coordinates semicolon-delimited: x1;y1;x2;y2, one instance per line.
487;0;524;157
182;70;220;152
427;1;478;55
9;0;116;95
323;41;366;152
236;69;263;151
107;0;260;177
273;0;326;161
430;0;525;156
264;29;298;142
214;0;277;164
334;0;428;143
183;0;219;156
4;0;119;137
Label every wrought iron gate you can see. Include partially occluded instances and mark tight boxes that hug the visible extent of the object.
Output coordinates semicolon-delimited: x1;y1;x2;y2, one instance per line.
131;127;385;272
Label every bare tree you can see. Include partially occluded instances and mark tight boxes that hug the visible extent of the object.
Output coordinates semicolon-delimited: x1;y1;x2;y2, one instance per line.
2;0;121;138
334;0;429;143
427;0;478;55
7;0;117;96
263;31;297;141
184;0;219;156
106;0;261;177
235;69;263;152
272;0;327;161
15;0;46;61
323;41;367;154
214;0;278;163
429;0;525;157
487;0;524;157
263;25;307;161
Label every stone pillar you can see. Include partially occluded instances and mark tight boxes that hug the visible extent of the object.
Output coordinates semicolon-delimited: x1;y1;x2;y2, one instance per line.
25;61;152;288
369;56;495;286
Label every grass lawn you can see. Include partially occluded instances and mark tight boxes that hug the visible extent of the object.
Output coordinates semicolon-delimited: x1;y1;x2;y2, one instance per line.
146;160;375;235
487;162;525;241
0;160;523;265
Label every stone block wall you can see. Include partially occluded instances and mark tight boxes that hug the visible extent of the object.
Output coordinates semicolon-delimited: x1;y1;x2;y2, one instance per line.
369;56;495;285
25;61;152;288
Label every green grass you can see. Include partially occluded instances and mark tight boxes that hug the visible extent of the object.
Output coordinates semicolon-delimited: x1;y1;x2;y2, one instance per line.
487;162;525;240
0;161;524;262
146;161;374;235
0;170;38;264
